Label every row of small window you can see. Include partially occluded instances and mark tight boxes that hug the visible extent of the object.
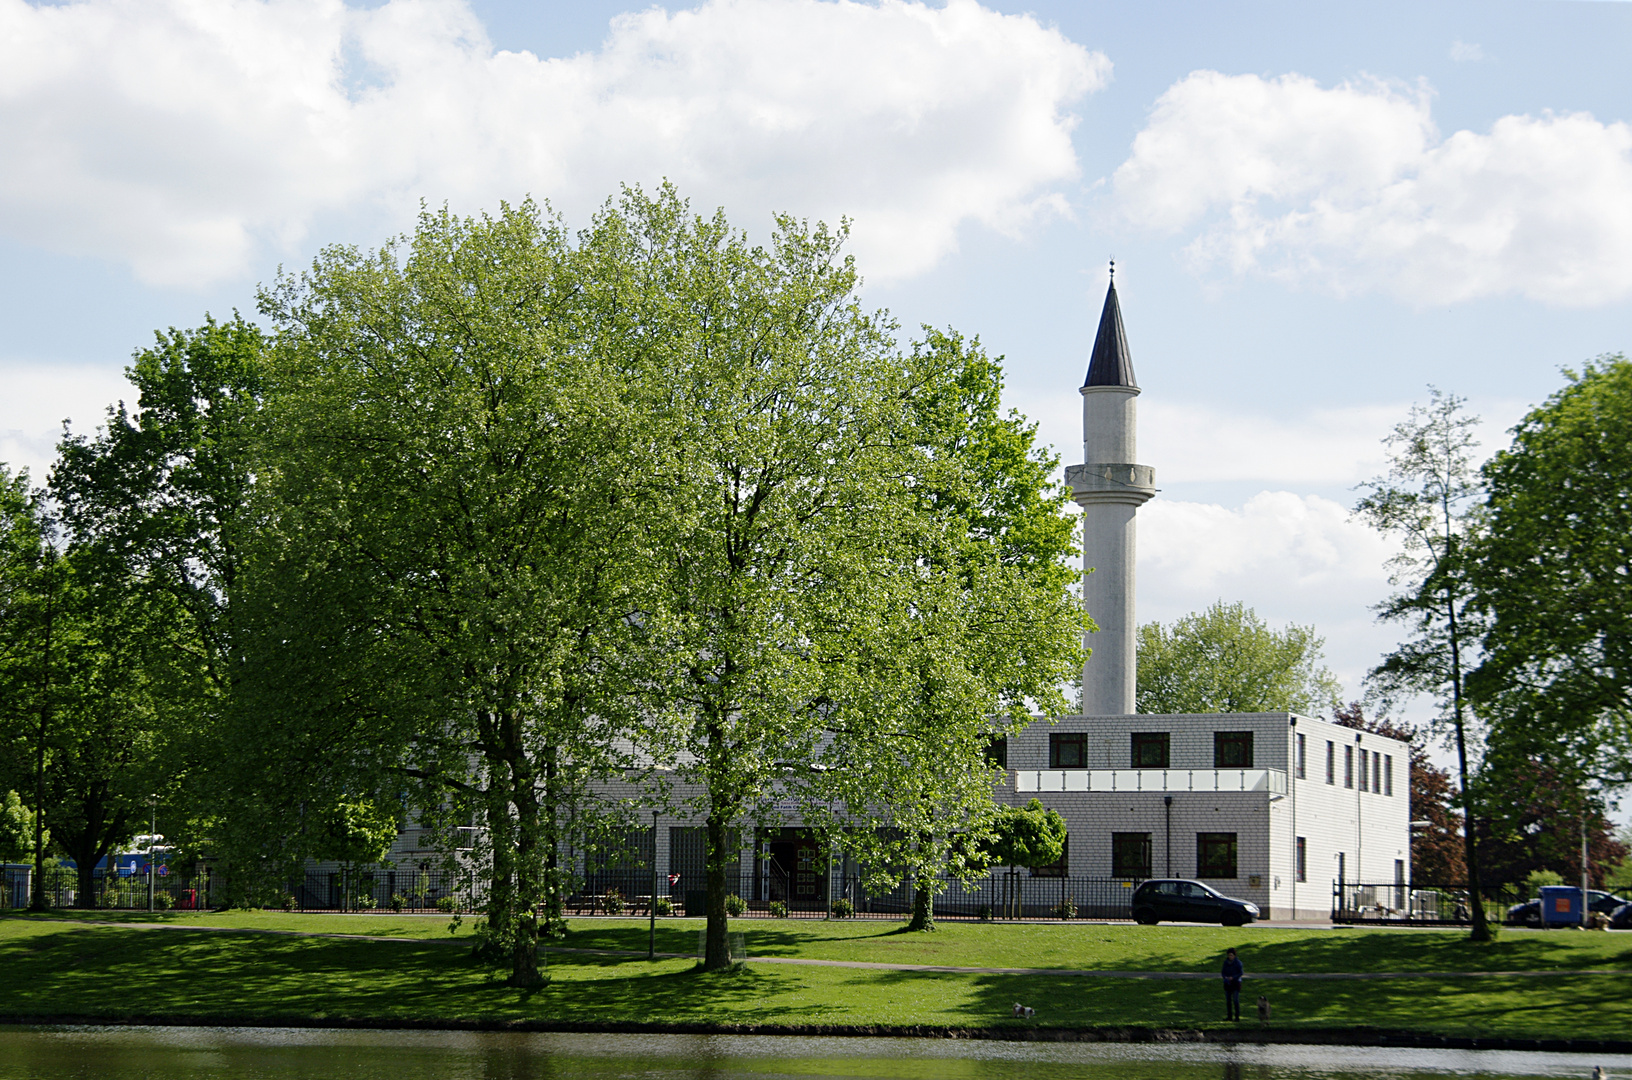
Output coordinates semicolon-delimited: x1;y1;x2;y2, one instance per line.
1293;733;1394;795
1105;831;1242;880
1039;731;1257;770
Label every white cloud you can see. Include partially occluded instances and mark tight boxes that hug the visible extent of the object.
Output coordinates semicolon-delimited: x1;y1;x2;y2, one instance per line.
1112;71;1632;306
1449;40;1485;63
0;0;1108;287
0;362;133;484
1137;491;1401;693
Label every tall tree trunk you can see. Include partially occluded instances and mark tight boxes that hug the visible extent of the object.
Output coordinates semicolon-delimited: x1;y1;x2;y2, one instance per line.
905;833;935;931
29;561;55;913
703;800;732;971
1446;554;1491;943
540;742;566;941
507;753;546;988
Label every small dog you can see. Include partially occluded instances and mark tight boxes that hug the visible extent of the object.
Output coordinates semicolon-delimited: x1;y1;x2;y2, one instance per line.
1012;1003;1035;1019
1256;996;1271;1024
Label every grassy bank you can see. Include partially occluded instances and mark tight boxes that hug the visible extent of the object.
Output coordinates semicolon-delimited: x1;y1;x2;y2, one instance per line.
3;913;1629;1040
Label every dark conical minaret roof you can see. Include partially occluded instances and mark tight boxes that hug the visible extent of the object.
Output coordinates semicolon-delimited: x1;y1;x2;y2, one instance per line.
1083;267;1137;390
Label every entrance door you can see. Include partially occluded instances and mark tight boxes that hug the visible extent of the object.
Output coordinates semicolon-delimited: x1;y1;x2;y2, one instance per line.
757;828;827;909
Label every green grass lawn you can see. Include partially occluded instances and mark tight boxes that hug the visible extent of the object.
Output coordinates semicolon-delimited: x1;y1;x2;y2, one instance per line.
3;913;1628;1040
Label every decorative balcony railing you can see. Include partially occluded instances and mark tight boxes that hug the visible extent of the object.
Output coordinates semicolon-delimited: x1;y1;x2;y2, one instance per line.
1012;767;1288;795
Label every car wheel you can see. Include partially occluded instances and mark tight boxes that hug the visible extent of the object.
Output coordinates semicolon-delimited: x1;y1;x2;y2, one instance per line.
1222;916;1246;928
1134;911;1158;926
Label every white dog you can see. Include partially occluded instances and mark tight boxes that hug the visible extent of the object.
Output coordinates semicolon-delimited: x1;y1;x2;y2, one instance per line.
1012;1003;1034;1019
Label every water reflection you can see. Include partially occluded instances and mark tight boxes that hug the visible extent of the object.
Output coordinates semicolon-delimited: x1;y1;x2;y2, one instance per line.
0;1028;1623;1080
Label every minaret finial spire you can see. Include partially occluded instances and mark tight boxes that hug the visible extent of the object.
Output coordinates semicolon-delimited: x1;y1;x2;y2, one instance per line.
1109;257;1115;282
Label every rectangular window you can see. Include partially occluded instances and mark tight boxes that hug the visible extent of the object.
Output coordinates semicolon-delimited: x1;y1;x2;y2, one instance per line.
984;737;1008;769
1296;837;1307;882
1214;731;1253;768
1197;833;1238;879
1049;733;1087;769
1358;746;1369;791
1131;732;1170;769
1112;832;1152;878
1344;745;1354;788
1031;834;1068;877
1373;751;1382;793
1326;741;1335;784
1384;754;1394;796
1297;733;1306;779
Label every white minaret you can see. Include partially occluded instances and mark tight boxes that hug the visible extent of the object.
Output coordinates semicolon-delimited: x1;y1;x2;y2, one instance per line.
1067;266;1155;715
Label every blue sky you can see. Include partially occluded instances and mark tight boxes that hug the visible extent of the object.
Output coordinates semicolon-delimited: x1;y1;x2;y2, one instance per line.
2;0;1630;744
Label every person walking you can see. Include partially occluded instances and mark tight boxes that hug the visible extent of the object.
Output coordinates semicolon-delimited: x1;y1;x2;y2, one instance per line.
1221;947;1244;1021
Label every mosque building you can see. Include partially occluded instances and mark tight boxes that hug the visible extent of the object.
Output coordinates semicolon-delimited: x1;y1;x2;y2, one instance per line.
993;270;1412;921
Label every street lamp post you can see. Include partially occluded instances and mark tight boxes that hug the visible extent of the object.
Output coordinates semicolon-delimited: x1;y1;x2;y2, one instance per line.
649;810;659;961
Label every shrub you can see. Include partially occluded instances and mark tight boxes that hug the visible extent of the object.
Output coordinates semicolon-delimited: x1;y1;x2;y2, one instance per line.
604;887;625;915
1051;896;1077;920
977;903;993;923
389;894;407;912
830;897;854;919
435;895;457;914
1524;869;1564;898
653;896;674;917
724;893;747;917
153;892;175;910
281;893;298;912
768;900;789;918
355;894;379;910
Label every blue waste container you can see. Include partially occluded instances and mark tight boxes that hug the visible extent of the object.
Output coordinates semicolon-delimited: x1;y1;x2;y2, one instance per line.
1539;885;1584;927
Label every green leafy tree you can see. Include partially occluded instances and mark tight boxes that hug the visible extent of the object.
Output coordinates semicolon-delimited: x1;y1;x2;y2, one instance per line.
805;329;1083;933
985;798;1066;919
50;316;265;874
1136;600;1340;715
1353;388;1493;941
1470;757;1626;891
311;797;400;910
248;198;666;986
0;790;43;864
0;468;72;910
1468;357;1632;796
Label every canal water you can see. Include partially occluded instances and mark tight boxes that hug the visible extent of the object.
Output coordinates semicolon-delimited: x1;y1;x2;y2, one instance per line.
0;1028;1624;1079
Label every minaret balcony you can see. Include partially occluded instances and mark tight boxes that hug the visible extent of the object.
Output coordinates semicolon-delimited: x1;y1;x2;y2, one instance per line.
1066;462;1156;506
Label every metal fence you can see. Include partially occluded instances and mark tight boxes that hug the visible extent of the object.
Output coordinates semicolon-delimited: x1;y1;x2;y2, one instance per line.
566;870;1143;921
1331;881;1525;924
0;865;221;911
282;867;479;912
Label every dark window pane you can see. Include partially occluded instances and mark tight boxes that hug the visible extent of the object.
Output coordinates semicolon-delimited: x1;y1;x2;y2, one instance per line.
984;738;1008;768
1049;733;1087;769
1197;832;1238;879
1131;732;1170;769
1112;832;1152;878
1214;731;1253;768
1296;836;1307;882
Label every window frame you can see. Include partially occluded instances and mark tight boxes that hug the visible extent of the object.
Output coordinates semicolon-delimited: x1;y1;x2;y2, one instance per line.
1111;832;1152;879
1295;836;1307;882
1326;741;1335;784
1131;732;1170;769
1384;753;1393;796
1196;832;1238;880
1214;730;1254;768
1344;744;1354;788
984;737;1008;769
1048;732;1087;770
1296;733;1306;779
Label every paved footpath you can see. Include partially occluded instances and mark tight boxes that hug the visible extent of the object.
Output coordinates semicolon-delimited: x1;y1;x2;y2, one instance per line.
29;921;1632;981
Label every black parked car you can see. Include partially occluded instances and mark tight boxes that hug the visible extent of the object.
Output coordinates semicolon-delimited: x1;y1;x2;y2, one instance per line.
1505;889;1631;927
1131;879;1260;927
